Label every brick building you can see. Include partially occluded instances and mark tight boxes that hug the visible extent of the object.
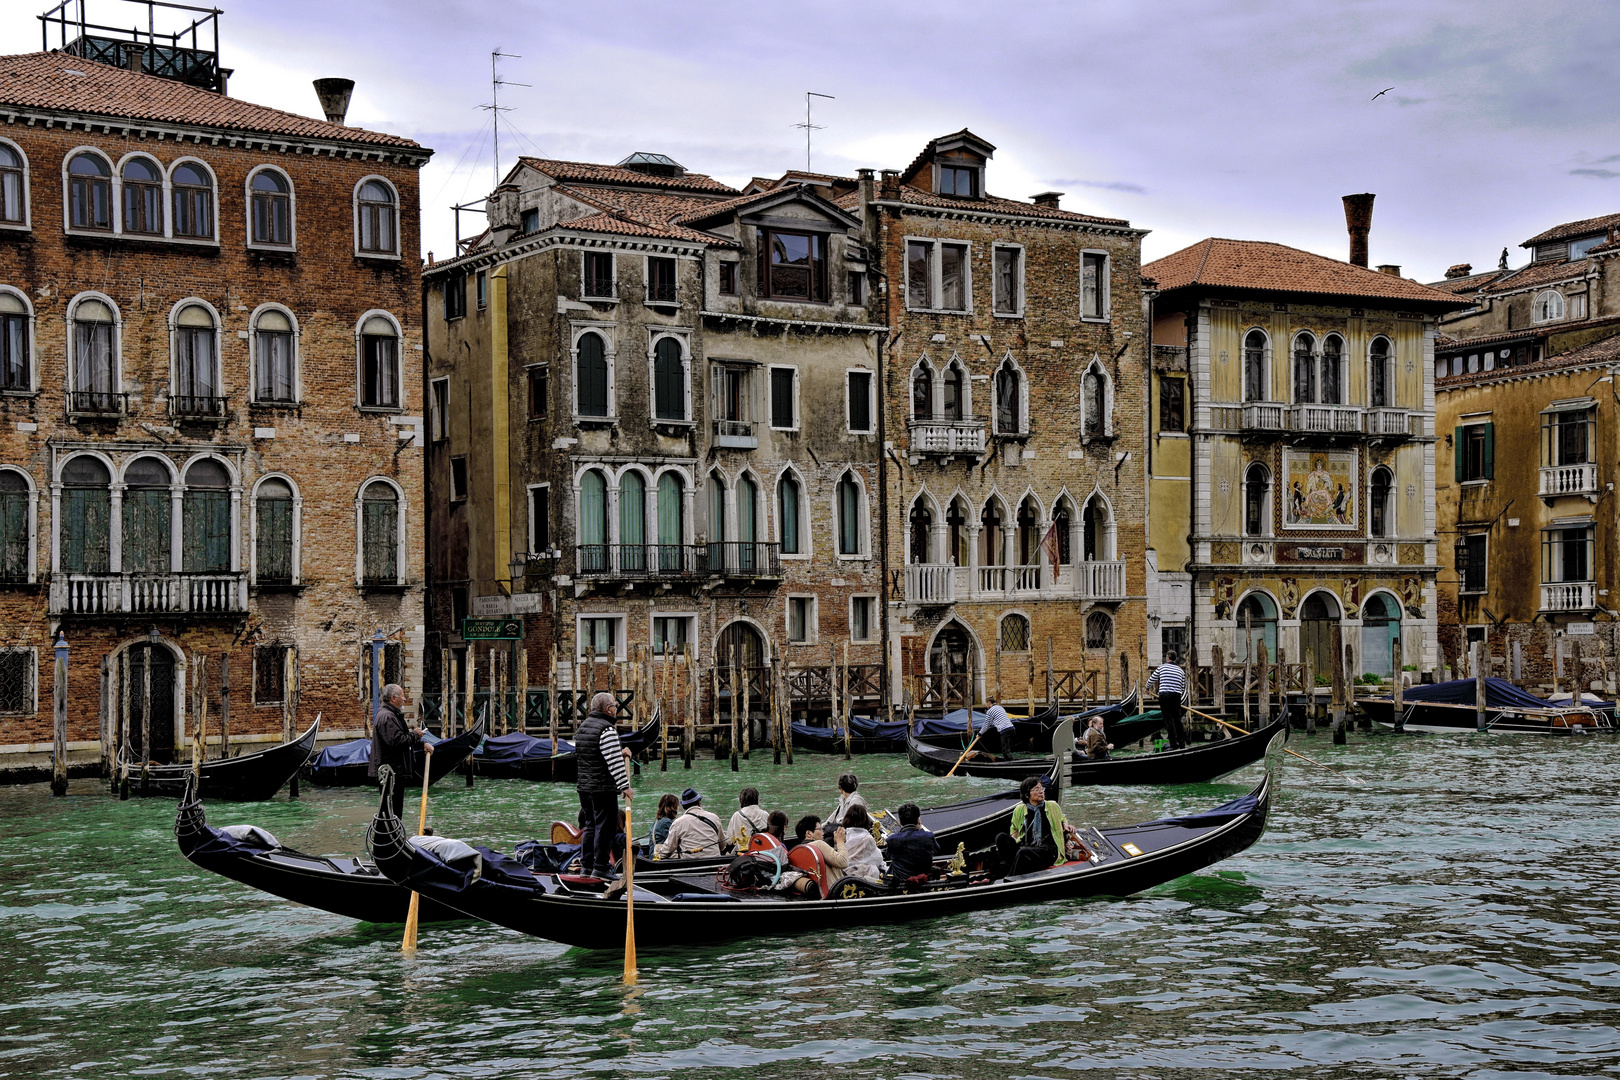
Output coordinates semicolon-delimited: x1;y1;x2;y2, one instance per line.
0;30;431;770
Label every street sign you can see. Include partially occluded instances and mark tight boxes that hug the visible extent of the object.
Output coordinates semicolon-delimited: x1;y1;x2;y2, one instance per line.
462;617;523;641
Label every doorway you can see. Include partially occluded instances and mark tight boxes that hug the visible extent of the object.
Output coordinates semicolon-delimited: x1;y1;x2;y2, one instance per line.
927;621;977;708
124;643;178;764
1300;592;1342;679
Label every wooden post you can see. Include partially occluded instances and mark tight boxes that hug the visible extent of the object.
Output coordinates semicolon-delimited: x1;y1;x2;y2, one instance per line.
98;654;112;779
711;654;722;764
190;651;205;775
1242;608;1253;727
1511;639;1523;686
118;651;130;799
770;652;782;765
658;646;670;772
1330;623;1347;745
1304;646;1317;735
1103;650;1110;701
783;654;795;765
140;643;152;795
1046;637;1054;708
51;634;68;797
1120;652;1129;703
842;639;852;760
1392;638;1405;733
1257;640;1270;721
994;638;1002;704
683;644;694;768
285;646;299;799
1572;643;1585;704
1213;643;1226;715
729;645;740;771
1276;646;1287;719
741;644;752;760
218;655;230;763
1474;641;1487;731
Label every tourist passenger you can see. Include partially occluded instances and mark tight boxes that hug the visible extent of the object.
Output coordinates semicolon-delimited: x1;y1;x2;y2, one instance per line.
651;793;680;848
727;787;770;850
982;697;1014;755
369;683;423;821
777;814;848;896
994;776;1067;877
574;691;633;881
656;788;725;859
841;804;886;879
765;809;789;842
883;802;938;884
1149;653;1189;750
830;774;867;827
1082;715;1113;760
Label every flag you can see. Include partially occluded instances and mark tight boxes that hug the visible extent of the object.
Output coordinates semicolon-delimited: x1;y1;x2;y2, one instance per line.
1042;521;1062;581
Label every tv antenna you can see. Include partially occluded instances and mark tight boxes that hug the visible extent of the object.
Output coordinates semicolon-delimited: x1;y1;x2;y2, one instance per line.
481;48;529;185
793;91;835;173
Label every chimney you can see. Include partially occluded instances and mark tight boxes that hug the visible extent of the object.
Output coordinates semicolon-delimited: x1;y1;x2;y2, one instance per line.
1342;193;1375;267
879;169;900;200
125;44;146;73
1445;263;1473;279
1031;191;1064;209
1376;264;1401;277
313;78;356;126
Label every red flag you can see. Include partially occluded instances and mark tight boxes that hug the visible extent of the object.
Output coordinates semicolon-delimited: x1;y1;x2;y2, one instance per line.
1042;522;1062;581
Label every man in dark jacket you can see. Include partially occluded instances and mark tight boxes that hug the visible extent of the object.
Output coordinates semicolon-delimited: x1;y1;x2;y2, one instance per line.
368;683;422;820
883;802;938;885
574;691;633;881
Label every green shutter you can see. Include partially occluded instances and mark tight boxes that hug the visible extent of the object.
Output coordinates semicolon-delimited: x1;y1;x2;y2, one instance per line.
1453;426;1464;482
362;498;398;582
0;492;27;580
256;497;293;582
1483;423;1494;480
182;491;229;572
123;489;170;573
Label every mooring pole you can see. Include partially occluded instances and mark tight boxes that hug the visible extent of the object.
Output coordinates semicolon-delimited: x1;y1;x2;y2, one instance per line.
51;633;68;797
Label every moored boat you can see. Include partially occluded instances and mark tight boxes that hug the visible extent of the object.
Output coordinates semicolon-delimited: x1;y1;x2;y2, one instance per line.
119;716;320;801
1361;677;1615;735
301;722;483;787
473;709;662;781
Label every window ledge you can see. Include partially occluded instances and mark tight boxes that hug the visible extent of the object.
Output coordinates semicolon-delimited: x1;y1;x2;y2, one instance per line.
356;250;403;262
0;222;31;233
250;400;302;410
247;242;298;254
358;582;412;594
906;306;972;316
1079;315;1111;323
643;301;682;312
358;405;404;415
1;389;40;399
768;426;800;434
780;553;812;561
1156;431;1189;439
0;579;41;590
652;418;695;430
992;310;1024;319
574;416;617;428
581;295;620;305
250;582;305;594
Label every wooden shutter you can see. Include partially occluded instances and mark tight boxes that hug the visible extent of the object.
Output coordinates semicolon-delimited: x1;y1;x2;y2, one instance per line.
257;496;293;582
1453;426;1464;482
123;489;171;573
1482;423;1494;479
362;497;398;582
182;491;230;572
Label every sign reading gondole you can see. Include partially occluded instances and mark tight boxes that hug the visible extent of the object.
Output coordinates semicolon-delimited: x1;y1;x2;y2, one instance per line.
1283;449;1357;529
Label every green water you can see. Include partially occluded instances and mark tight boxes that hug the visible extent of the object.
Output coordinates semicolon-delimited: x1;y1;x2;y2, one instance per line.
3;734;1620;1078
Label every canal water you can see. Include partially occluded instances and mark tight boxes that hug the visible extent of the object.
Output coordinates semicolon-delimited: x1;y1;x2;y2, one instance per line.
3;733;1619;1079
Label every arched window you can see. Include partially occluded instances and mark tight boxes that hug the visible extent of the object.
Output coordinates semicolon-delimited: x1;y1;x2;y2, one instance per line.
653;336;684;420
1084;610;1113;650
59;457;110;574
0;290;30;391
1533;290;1565;324
120;157;163;235
69;297;118;413
837;472;863;555
909;499;932;564
171;162;213;239
122;456;171;574
172;304;220;417
1244;463;1269;537
994;360;1022;434
1369;466;1393;538
1235;593;1277;663
0;470;30;582
943;363;965;420
946;498;968;567
707;472;727;543
1082;365;1107;437
1321;335;1343;405
183;459;231;573
1369;337;1392;408
1361;593;1402;678
577;470;608;573
736;474;758;570
1082;494;1111;560
657;472;685;570
255;478;295;584
620;471;646;572
253;308;296;404
1052;498;1073;565
1243;329;1266;402
250;169;292;246
576;332;608;417
1000;613;1031;652
68;153;111;231
357;179;397;255
1292;332;1316;404
360;314;399;409
1017;497;1040;565
360;481;400;584
0;143;23;225
776;473;801;556
912;364;932;419
981;499;1004;565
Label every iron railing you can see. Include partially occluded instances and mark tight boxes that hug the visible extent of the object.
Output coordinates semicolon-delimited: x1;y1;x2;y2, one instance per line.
68;391;126;416
582;277;616;299
170;394;228;419
647;282;678;303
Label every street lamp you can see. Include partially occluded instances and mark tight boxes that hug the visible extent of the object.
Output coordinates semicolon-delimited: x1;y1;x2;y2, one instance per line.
508;551;528;594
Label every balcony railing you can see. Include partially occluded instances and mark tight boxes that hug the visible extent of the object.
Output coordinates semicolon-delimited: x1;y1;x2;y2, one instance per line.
171;394;228;419
1290;403;1362;433
705;541;782;577
1363;408;1411;437
1541;581;1596;612
646;282;678;303
1241;402;1287;431
713;419;757;449
575;543;781;580
50;571;247;615
1539;462;1598;497
1073;559;1128;599
908;416;987;455
582;277;616;299
897;559;1128;603
68;390;126;416
903;563;957;604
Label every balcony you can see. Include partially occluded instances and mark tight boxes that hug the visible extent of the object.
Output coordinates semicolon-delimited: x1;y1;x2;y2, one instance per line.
1539;462;1598;498
1363;408;1411;438
713;419;758;449
1241;402;1287;432
171;394;229;420
908;415;987;457
1541;581;1596;612
646;282;678;304
50;572;248;616
574;542;782;581
704;541;782;579
1290;403;1362;435
903;563;957;604
581;277;616;300
68;391;126;417
897;560;1127;604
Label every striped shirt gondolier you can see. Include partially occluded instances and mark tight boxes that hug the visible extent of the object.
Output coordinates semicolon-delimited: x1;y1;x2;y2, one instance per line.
1153;663;1186;697
985;703;1014;732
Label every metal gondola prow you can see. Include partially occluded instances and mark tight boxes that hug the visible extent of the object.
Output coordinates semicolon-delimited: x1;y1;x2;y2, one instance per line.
1047;716;1077;802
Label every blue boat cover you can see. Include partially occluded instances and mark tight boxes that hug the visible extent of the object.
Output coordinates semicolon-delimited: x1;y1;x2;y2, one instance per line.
308;737;370;769
1141;791;1262;827
476;731;572;763
1385;677;1562;711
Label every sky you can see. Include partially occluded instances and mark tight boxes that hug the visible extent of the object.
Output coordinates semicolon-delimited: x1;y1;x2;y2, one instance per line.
8;0;1619;280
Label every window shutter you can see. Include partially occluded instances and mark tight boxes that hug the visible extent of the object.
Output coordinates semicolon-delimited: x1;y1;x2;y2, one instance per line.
757;231;768;296
183;491;230;572
1483;423;1494;479
0;492;26;580
1453;427;1463;482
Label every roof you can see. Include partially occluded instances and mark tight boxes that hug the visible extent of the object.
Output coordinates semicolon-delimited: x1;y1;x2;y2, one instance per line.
1476;257;1595;295
0;51;424;152
1145;238;1469;308
1522;211;1620;247
674;183;860;230
550;184;728;245
1438;327;1620;389
517;156;738;195
898;128;997;188
1424;268;1510;297
1435;312;1620;355
880;184;1131;228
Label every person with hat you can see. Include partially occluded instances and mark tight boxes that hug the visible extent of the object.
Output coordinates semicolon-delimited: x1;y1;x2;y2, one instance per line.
656;787;726;859
574;691;633;882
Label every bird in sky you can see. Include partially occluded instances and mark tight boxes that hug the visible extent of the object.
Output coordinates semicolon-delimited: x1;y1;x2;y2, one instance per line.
1371;87;1394;100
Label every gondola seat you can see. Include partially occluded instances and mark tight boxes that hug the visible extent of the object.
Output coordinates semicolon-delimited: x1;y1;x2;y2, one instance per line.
786;844;830;898
218;824;280;849
550;821;583;844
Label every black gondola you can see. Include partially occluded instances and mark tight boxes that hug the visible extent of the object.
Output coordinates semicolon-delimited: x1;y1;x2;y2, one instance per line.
908;711;1288;786
798;690;1148;756
368;766;1273;950
119;716;321;801
1359;677;1616;735
172;777;467;923
473;709;662;782
301;722;484;787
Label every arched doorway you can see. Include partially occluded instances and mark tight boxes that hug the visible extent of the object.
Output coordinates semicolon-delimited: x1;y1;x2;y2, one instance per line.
1235;593;1277;663
1300;591;1341;677
1361;593;1402;678
124;642;178;764
928;621;977;710
716;621;767;724
909;500;932;564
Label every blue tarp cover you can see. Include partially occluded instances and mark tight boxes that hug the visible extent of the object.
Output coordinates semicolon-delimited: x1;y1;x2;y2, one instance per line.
309;737;370;769
1386;677;1564;711
476;731;572;763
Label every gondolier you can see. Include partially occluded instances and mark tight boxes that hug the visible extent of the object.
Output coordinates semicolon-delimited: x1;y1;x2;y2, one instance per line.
983;699;1015;755
575;691;633;882
1148;654;1188;750
369;684;422;819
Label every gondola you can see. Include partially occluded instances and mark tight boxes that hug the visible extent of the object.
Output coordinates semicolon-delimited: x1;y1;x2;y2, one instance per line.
301;722;484;787
789;713;914;754
367;765;1273;950
473;708;662;781
172;776;467;923
908;711;1288;786
118;716;320;801
1360;677;1615;735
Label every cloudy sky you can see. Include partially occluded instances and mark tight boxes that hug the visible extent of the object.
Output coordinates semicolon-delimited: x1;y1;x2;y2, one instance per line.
9;1;1618;279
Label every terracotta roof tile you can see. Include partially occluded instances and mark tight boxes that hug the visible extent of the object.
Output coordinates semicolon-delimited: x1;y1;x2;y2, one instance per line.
0;51;424;151
1522;211;1620;247
1439;328;1620;388
1477;258;1595;295
1145;238;1469;307
518;156;738;195
886;185;1130;227
1436;312;1620;355
1425;269;1509;296
551;185;733;245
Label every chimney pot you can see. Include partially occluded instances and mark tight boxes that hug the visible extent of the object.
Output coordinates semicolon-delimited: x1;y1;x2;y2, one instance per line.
313;78;356;126
1445;263;1473;279
1342;193;1375;268
124;44;145;72
1031;191;1064;209
1376;264;1402;277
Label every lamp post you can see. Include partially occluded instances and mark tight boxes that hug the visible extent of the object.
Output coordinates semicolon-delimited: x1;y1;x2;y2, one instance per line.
51;632;68;797
507;553;527;729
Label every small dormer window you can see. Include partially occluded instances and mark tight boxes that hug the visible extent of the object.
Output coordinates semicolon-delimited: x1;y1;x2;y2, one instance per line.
1570;235;1604;260
938;162;978;197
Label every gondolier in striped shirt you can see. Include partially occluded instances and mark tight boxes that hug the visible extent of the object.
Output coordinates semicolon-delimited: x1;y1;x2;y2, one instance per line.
1148;653;1188;750
574;691;633;882
982;698;1015;756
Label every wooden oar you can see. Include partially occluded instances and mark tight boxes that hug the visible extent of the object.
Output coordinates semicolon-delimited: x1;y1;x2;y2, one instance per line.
401;744;434;953
623;803;638;985
1186;705;1360;784
944;730;984;777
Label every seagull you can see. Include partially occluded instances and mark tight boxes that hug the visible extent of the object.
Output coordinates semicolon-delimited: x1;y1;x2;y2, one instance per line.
1371;87;1394;101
